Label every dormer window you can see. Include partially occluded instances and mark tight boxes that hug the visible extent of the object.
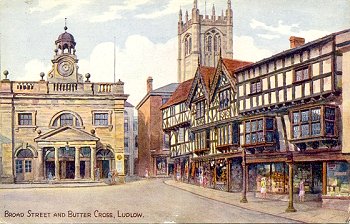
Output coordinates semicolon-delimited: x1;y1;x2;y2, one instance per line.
196;101;205;118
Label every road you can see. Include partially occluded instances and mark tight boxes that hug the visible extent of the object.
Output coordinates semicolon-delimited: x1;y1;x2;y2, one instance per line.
0;179;299;223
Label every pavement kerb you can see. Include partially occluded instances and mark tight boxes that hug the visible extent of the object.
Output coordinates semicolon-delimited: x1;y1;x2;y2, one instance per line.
164;179;348;223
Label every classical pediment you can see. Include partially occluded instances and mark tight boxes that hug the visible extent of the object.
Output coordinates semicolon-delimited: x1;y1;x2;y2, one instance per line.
35;126;99;142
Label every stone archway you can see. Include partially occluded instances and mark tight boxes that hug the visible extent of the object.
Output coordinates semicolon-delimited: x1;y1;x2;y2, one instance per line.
96;149;115;178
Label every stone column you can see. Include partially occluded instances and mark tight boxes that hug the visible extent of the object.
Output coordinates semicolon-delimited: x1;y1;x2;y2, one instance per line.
322;161;327;195
286;162;296;212
75;147;81;179
54;147;60;180
90;147;96;181
37;148;44;180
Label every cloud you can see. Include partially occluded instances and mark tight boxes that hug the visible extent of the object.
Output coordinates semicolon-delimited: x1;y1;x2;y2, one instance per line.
233;35;273;62
136;0;192;19
21;59;52;81
89;0;154;22
29;0;91;24
250;19;329;42
78;35;178;105
257;34;280;40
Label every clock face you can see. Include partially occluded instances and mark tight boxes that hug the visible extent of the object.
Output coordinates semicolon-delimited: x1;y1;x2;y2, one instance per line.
58;60;74;77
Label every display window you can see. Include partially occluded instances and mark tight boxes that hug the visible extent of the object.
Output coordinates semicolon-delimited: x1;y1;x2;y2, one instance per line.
230;160;243;192
327;162;349;197
293;163;322;194
251;163;288;193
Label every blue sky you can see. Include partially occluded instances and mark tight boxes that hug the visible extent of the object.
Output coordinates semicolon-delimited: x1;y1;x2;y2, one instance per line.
0;0;349;105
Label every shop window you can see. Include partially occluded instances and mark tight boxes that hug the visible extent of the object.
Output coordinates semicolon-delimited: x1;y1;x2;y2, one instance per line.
250;80;262;94
243;117;275;147
294;66;310;82
18;113;32;126
219;89;230;110
93;113;109;126
327;162;349;196
196;101;205;118
294;163;322;194
291;105;337;140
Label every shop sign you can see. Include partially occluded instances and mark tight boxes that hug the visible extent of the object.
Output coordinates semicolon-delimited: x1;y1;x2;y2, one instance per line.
334;172;347;176
328;163;337;171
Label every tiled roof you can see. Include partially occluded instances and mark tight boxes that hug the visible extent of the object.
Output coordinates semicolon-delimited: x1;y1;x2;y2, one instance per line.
222;58;253;76
160;79;193;109
199;66;216;91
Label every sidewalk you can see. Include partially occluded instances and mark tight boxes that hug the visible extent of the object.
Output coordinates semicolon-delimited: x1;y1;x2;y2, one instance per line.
0;176;142;189
164;180;349;223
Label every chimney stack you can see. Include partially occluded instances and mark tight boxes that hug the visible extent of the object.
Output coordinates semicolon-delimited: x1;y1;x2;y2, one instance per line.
289;36;305;49
147;76;153;93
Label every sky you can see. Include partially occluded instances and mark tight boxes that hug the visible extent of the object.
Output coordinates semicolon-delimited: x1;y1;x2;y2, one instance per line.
0;0;349;106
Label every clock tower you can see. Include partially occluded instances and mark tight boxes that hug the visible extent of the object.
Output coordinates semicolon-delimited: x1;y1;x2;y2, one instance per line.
47;24;83;83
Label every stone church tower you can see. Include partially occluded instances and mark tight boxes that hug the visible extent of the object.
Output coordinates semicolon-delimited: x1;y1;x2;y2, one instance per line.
177;0;233;82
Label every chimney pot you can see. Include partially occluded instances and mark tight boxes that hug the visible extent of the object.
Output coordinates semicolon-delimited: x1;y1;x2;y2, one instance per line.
289;36;305;49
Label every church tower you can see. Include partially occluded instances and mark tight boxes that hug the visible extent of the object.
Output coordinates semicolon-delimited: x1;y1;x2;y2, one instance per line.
177;0;233;82
47;22;83;83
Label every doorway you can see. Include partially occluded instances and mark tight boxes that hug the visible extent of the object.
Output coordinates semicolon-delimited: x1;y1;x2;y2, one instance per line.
80;161;85;178
66;161;75;179
46;161;55;179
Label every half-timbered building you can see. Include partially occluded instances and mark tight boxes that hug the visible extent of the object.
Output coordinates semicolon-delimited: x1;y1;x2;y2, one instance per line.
162;29;350;211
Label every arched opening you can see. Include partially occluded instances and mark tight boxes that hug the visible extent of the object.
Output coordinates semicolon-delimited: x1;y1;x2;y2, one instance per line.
15;149;34;182
50;111;83;128
96;149;115;178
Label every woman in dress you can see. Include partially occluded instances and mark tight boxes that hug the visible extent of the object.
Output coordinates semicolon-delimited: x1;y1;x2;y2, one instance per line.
260;177;267;198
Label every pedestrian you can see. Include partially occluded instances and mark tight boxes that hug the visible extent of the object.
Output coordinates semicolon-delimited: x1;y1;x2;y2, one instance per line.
260;177;267;199
299;180;305;202
48;172;53;184
114;170;119;184
199;168;203;187
145;168;149;178
96;168;100;181
108;170;112;184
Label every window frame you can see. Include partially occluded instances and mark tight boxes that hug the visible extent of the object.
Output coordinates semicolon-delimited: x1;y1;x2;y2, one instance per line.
196;100;205;119
290;105;337;140
92;110;112;128
18;113;33;126
293;66;311;83
219;88;231;110
243;117;276;147
250;79;262;95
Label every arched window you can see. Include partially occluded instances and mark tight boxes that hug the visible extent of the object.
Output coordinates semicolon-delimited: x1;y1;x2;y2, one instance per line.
97;149;114;159
52;112;82;127
16;149;34;158
184;35;192;56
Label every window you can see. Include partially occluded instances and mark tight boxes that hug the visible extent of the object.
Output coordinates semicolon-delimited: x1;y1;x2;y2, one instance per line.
195;131;206;150
52;112;82;127
25;160;32;172
170;106;175;116
218;125;231;146
18;113;32;126
60;113;74;126
250;80;262;94
93;113;109;126
196;101;205;118
164;134;170;149
244;117;275;146
219;89;230;109
207;36;212;52
178;128;185;143
124;119;129;132
185;36;192;56
16;160;23;174
124;137;129;148
291;106;336;139
294;67;310;82
214;35;221;52
179;103;186;112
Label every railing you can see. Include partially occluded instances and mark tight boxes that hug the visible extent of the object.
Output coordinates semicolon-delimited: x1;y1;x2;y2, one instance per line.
53;83;78;92
16;82;35;90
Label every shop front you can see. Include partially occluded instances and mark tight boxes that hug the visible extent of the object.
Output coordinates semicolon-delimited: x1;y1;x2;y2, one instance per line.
229;158;243;192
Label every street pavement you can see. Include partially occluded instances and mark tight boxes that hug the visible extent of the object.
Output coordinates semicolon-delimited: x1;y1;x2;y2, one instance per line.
0;178;299;224
0;178;348;223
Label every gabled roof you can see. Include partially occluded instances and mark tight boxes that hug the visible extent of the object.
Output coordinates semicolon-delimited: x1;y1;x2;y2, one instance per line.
35;126;99;142
209;58;253;101
160;79;194;109
222;58;253;76
186;65;216;106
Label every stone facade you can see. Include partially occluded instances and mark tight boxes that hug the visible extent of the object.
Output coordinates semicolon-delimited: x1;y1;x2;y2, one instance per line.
0;26;128;183
177;0;233;83
136;77;178;177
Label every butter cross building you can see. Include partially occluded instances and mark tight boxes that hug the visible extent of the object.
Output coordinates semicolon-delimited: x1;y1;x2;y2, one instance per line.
0;25;128;183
